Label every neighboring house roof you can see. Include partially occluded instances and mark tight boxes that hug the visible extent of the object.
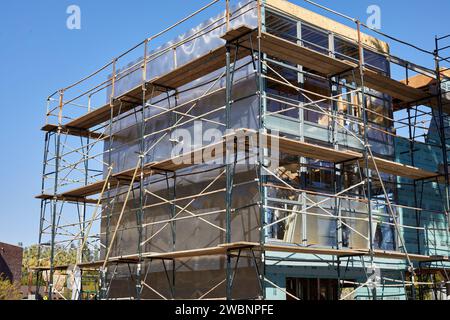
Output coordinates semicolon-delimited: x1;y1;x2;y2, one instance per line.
0;242;23;283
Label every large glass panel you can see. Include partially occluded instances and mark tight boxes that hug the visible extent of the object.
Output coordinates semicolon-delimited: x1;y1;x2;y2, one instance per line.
334;37;359;63
301;24;329;55
367;94;392;128
303;76;332;125
373;216;396;250
266;62;301;119
287;278;339;300
305;160;333;191
265;12;297;43
364;49;390;75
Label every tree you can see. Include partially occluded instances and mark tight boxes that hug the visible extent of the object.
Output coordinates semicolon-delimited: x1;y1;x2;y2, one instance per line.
0;275;22;300
21;244;100;286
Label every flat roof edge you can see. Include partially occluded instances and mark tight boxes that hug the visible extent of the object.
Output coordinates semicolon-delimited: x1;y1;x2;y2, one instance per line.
266;0;390;53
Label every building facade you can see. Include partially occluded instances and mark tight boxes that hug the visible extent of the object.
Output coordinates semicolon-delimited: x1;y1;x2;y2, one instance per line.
36;0;450;300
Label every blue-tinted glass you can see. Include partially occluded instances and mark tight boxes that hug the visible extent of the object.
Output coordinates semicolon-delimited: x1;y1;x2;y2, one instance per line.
301;24;329;55
364;50;390;75
334;37;359;62
266;12;297;43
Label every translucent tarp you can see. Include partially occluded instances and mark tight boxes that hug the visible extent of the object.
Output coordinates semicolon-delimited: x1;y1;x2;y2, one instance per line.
110;1;257;99
101;1;262;299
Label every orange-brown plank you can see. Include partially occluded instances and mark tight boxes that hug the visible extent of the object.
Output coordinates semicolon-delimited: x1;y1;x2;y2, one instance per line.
62;27;255;131
41;124;107;140
364;156;437;180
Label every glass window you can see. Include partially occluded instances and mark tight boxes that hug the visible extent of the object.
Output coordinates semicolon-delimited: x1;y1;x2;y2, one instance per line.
303;76;332;125
305;160;334;191
334;37;359;63
364;50;390;75
266;62;301;119
266;12;297;43
366;94;392;127
301;24;329;55
374;217;396;251
287;278;339;300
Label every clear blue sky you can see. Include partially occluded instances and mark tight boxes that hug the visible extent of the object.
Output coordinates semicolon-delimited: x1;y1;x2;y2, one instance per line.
0;0;448;247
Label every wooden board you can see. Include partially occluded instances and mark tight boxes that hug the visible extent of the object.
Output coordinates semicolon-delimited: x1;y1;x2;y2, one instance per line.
361;68;429;103
67;128;365;197
256;31;440;109
266;0;390;53
65;86;152;130
58;27;254;131
362;69;450;114
46;130;245;199
264;243;367;257
62;180;117;198
400;69;450;89
267;133;363;163
368;249;436;262
363;156;438;180
43;129;437;199
142;247;227;260
221;25;254;42
235;28;435;109
266;132;437;180
41;124;107;140
239;31;355;77
266;245;437;262
50;24;444;134
109;245;442;263
39;242;447;272
394;71;450;113
427;255;450;262
401;73;437;89
35;194;99;205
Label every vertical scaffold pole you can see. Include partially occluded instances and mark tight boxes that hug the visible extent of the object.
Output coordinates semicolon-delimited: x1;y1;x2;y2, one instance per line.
101;59;117;300
256;0;266;300
356;21;377;300
434;40;450;293
407;107;420;300
136;40;149;301
434;37;450;226
226;0;230;32
225;42;233;300
49;89;64;300
36;129;51;299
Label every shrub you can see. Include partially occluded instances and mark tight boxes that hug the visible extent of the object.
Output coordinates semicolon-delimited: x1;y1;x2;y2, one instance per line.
0;275;22;300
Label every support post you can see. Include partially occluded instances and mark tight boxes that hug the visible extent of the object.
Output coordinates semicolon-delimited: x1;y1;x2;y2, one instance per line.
225;43;233;300
434;37;450;224
36;131;51;300
49;90;64;300
407;107;419;300
356;21;376;300
101;58;118;300
136;39;149;301
257;2;267;299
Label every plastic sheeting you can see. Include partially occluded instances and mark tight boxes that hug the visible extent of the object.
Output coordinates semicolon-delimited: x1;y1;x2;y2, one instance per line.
99;1;399;299
101;1;262;299
110;0;257;99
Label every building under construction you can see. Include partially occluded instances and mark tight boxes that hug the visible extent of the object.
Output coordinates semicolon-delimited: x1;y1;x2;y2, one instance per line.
35;0;450;300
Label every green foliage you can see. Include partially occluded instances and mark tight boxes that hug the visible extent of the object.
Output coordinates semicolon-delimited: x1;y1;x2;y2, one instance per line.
0;276;22;300
21;244;100;286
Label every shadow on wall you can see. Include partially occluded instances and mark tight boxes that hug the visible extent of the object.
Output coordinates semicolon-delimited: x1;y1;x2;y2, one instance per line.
0;255;13;282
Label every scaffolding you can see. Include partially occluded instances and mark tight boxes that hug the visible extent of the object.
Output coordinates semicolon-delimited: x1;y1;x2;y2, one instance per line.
34;0;450;300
